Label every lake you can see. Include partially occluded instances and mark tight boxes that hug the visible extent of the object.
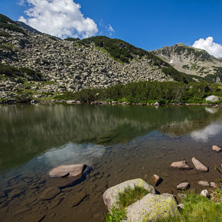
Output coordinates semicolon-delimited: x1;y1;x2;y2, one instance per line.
0;104;222;222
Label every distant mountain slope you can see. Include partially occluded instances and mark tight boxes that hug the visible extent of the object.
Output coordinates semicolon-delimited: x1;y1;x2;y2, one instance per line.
151;43;222;82
16;21;42;34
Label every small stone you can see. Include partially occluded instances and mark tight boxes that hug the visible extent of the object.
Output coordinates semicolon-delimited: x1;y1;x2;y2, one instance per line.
192;157;208;172
152;174;162;186
154;102;159;107
170;161;191;169
210;182;217;188
200;189;209;197
39;186;61;200
177;204;184;209
177;182;190;190
212;145;222;152
198;181;210;187
177;193;187;201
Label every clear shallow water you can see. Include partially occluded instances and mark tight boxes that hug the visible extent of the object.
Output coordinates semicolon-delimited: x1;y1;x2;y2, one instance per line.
1;104;222;221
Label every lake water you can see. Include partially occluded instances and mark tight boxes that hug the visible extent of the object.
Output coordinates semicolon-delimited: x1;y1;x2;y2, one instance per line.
1;104;222;221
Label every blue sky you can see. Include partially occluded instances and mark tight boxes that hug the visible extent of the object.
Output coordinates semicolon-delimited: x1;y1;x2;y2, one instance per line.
0;0;222;56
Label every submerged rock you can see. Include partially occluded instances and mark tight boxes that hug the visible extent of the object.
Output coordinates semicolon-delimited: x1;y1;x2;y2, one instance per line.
210;182;217;188
192;157;208;172
39;186;60;200
49;164;87;177
151;174;162;186
177;182;190;190
212;145;222;152
170;161;191;170
47;165;92;188
103;178;156;211
198;181;210;187
125;193;179;222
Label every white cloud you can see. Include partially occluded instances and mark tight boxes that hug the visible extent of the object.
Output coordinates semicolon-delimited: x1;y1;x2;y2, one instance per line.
192;37;222;58
18;0;98;39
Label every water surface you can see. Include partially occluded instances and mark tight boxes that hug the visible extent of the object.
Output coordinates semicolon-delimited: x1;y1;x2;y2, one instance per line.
0;104;222;222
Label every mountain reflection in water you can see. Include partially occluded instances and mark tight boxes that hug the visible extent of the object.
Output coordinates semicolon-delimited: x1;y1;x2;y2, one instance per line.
1;104;222;173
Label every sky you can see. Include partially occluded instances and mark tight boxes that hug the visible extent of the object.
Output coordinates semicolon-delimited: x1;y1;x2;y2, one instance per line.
0;0;222;57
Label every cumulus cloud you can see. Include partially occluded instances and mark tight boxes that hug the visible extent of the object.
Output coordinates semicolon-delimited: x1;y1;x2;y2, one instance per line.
192;37;222;58
18;0;98;39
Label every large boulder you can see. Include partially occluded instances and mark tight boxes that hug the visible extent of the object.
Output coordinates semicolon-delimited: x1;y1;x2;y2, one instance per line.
125;193;179;222
205;95;219;103
103;178;156;211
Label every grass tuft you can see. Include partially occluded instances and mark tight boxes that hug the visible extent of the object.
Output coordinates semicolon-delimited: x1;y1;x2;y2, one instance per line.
117;185;149;209
106;207;126;222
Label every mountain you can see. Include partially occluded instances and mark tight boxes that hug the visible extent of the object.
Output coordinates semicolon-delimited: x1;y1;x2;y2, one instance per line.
0;13;222;103
151;43;222;82
16;21;42;34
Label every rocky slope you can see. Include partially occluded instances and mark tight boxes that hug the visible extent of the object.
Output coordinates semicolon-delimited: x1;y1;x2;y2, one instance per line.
152;43;222;82
0;13;222;103
0;14;177;102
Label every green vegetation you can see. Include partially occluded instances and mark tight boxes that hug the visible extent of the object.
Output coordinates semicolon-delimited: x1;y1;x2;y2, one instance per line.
64;37;80;41
106;207;126;222
0;14;26;35
106;185;148;222
0;64;43;81
117;185;149;209
63;81;222;104
79;36;168;65
179;192;222;222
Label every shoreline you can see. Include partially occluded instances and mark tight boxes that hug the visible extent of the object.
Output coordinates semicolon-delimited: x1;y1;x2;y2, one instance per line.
1;99;222;107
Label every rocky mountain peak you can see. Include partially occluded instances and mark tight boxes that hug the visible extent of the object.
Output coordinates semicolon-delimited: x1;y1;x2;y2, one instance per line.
152;43;222;82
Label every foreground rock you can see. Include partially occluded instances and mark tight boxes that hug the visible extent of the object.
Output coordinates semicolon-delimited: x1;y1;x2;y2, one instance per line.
170;161;191;170
103;178;156;211
39;186;60;200
49;164;87;177
192;157;208;172
125;194;179;222
212;145;222;152
177;182;190;190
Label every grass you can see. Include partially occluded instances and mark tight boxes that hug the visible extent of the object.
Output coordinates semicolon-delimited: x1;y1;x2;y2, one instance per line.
116;185;149;209
160;191;222;222
106;207;126;222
